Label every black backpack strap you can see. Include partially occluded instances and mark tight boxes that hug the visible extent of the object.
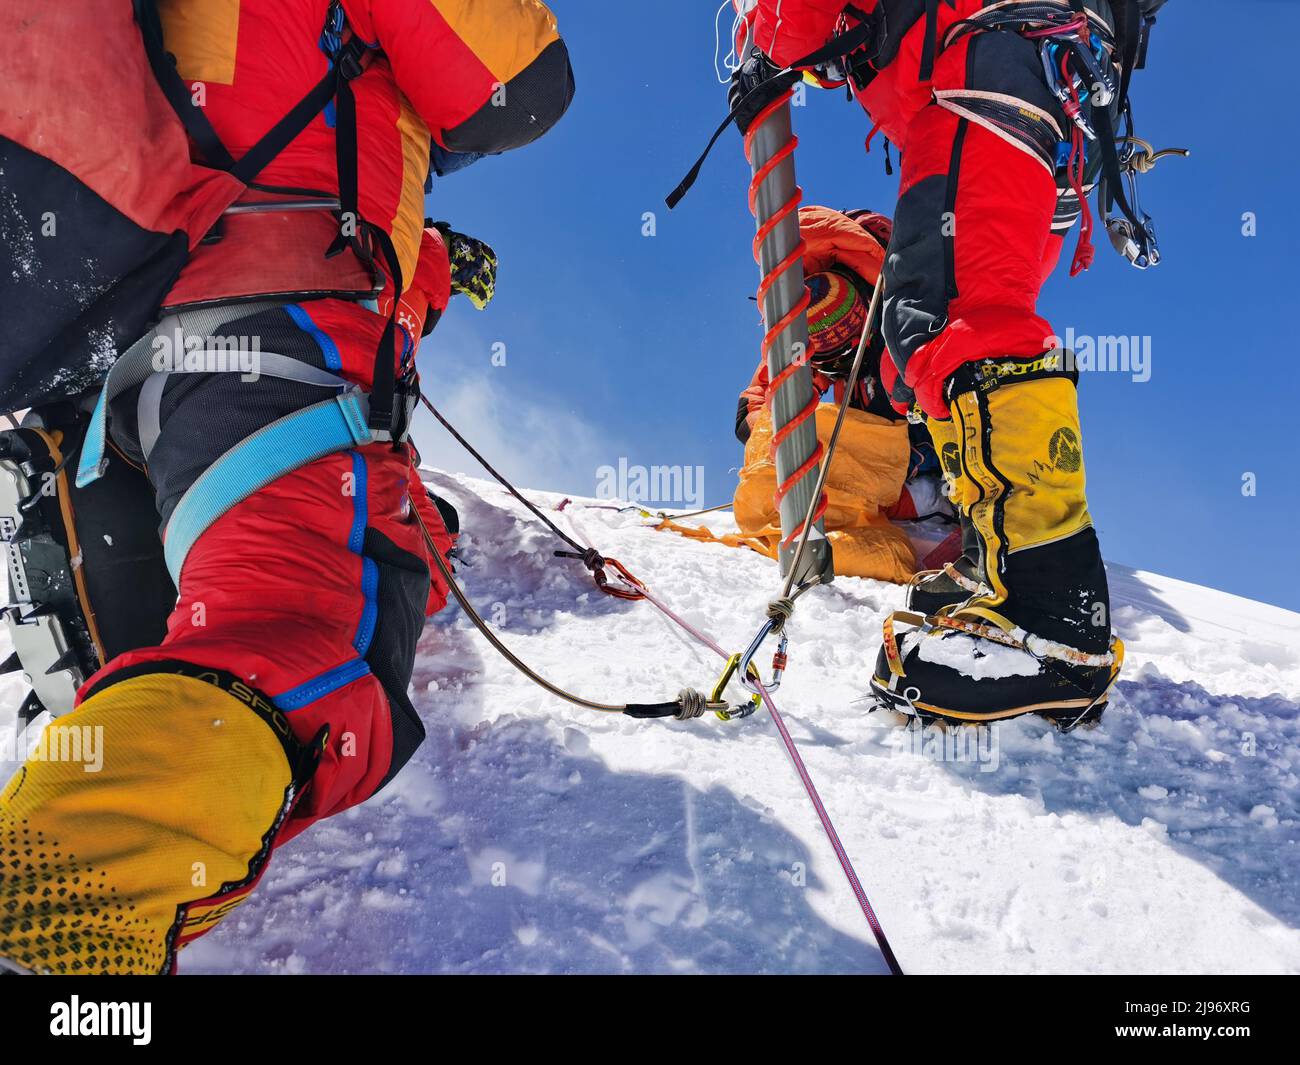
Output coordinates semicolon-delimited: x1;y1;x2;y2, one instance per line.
230;52;361;185
133;0;236;171
327;39;367;259
316;32;400;438
1114;0;1144;109
918;0;941;81
365;228;403;438
135;0;368;187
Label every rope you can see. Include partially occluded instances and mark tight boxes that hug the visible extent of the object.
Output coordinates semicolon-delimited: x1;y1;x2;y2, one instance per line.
419;394;583;553
420;393;644;602
751;674;904;975
676;688;709;720
1119;136;1190;174
413;504;708;721
657;502;734;521
607;563;904;975
766;596;796;631
415;367;902;974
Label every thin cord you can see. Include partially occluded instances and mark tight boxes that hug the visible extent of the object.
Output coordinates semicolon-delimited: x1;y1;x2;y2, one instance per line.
780;274;886;599
420;395;584;555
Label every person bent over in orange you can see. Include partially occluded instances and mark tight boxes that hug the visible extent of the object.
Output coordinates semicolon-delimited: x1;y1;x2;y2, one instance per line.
710;206;955;583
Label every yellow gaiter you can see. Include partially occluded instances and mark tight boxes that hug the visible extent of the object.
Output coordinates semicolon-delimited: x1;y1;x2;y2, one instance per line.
1;665;316;974
941;357;1111;654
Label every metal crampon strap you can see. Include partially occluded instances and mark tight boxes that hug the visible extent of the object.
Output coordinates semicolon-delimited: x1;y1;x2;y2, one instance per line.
881;609;1119;678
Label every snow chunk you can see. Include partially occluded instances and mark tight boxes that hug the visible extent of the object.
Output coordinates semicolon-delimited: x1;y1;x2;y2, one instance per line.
1250;805;1279;829
915;631;1042;680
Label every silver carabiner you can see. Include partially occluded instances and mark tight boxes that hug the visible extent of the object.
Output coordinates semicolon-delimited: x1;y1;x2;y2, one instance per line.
737;617;789;696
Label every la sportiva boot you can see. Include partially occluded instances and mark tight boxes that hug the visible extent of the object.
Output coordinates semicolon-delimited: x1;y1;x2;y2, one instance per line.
0;663;321;974
871;357;1122;728
905;414;989;615
0;405;176;729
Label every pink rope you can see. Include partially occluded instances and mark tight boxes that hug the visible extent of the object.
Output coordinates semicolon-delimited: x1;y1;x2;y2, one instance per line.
613;573;904;974
563;515;902;972
753;676;903;975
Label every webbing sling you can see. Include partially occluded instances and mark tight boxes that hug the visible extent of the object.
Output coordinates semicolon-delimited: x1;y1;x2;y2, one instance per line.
74;315;378;583
161;389;373;582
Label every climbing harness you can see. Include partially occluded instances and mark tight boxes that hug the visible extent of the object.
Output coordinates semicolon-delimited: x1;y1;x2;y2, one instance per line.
71;0;424;587
673;1;1185;274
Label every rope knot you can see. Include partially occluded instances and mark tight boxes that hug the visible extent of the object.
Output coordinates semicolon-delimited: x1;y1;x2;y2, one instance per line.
766;596;796;634
675;688;708;721
582;548;605;572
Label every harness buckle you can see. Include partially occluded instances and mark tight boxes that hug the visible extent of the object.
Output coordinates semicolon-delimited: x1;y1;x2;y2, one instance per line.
337;39;367;83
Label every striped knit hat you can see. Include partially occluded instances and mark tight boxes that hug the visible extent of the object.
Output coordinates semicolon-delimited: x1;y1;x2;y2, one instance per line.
805;269;869;371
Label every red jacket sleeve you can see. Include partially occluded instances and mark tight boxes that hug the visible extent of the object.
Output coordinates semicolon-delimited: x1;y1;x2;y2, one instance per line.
347;0;574;152
748;0;850;68
378;228;451;342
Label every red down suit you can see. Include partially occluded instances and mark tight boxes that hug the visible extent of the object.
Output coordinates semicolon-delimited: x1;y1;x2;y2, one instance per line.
95;2;574;836
743;0;1110;416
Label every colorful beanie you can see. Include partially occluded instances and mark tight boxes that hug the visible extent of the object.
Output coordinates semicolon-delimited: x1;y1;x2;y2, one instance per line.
805;269;869;368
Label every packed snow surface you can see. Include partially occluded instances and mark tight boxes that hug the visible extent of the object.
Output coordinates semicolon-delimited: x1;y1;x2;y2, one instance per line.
3;470;1298;974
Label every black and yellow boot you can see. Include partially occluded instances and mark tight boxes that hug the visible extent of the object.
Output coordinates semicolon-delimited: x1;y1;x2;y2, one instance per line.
872;357;1123;727
0;663;321;974
904;414;989;615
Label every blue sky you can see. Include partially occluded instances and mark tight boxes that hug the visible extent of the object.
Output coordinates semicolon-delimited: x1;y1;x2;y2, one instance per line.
415;0;1300;612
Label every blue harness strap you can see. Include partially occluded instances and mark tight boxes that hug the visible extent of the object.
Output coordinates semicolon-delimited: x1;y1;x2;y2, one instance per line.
161;390;373;582
76;383;114;489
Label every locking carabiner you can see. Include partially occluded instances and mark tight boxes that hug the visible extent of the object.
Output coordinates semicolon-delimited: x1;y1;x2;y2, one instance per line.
736;616;790;697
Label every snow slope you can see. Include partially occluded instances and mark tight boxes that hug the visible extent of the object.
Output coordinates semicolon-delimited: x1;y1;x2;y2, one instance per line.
5;470;1299;974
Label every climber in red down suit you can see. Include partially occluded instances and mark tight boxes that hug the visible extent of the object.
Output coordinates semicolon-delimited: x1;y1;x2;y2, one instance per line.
0;0;572;974
731;0;1153;722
